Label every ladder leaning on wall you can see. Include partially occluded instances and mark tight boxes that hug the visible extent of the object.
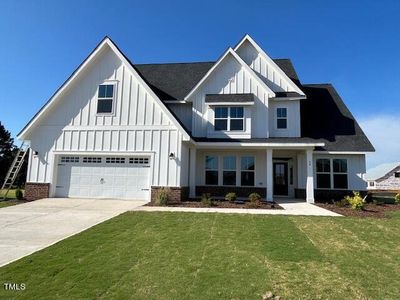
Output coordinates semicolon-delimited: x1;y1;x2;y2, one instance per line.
1;143;29;200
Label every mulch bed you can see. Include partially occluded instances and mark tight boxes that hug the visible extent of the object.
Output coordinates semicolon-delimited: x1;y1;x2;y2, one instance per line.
316;203;400;218
146;200;283;210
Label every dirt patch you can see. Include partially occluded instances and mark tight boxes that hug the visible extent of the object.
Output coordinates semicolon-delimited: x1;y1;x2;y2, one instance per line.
146;200;283;210
316;203;400;218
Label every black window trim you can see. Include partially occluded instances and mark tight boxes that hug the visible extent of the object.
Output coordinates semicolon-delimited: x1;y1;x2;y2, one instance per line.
315;158;348;190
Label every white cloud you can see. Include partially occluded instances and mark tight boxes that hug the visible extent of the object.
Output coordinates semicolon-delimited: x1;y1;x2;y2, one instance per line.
359;114;400;169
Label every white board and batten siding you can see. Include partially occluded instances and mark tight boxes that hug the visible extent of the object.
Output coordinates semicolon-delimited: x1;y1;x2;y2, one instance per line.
189;53;273;139
235;39;296;93
297;153;367;190
26;45;185;200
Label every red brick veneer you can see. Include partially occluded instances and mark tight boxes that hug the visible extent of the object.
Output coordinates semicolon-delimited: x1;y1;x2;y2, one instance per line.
25;182;50;201
151;186;188;203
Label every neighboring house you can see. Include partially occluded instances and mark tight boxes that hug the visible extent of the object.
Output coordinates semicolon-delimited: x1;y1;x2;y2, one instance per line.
18;34;374;203
365;162;400;190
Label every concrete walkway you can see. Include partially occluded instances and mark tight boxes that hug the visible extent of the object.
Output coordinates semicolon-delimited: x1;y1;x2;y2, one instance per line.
134;201;341;217
0;198;146;267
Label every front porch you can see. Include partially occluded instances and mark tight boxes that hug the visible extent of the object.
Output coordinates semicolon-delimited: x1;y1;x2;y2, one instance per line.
188;146;316;203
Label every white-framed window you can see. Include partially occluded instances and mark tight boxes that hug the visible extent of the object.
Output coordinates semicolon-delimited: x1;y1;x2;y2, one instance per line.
223;156;236;186
241;156;255;186
316;158;348;189
369;181;375;187
105;157;126;164
276;107;287;129
82;157;102;163
60;156;79;163
205;155;219;185
214;106;244;131
97;84;115;114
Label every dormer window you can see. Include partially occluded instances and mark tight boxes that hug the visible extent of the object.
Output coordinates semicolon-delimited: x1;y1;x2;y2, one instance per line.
276;107;287;129
97;84;115;114
214;106;244;131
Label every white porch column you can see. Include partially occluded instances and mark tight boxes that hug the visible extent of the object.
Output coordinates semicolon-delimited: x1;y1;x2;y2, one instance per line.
306;149;315;203
266;148;273;202
189;147;197;198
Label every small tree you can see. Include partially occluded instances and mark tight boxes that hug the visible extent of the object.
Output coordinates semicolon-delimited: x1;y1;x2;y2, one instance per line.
0;122;15;186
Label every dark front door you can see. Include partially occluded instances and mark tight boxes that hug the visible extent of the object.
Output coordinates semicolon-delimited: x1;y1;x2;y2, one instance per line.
273;162;288;196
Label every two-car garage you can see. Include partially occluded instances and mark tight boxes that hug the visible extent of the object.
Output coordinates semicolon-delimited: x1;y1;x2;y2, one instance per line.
55;155;151;200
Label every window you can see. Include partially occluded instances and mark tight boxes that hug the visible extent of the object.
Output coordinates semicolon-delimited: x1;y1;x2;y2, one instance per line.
241;156;255;186
276;107;287;129
97;84;114;113
316;159;331;188
214;106;244;131
129;157;149;165
316;158;348;189
230;107;244;130
333;159;348;189
369;181;375;187
205;156;218;185
60;156;79;163
214;107;228;131
106;157;126;164
82;157;102;163
223;156;236;185
395;172;400;178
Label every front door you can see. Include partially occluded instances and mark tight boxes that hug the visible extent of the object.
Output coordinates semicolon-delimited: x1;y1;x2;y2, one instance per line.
273;162;288;196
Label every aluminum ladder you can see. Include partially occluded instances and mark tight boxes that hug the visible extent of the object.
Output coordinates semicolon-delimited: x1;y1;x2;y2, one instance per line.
1;143;29;200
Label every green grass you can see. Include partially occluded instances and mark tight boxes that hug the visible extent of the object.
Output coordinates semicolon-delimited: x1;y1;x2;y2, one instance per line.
0;189;25;208
0;212;399;299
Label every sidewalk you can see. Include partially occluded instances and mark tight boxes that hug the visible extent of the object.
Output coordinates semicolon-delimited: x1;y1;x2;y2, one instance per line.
133;202;341;217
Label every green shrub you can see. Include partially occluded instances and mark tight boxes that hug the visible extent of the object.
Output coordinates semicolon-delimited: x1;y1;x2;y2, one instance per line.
154;187;169;206
335;198;349;207
201;193;214;207
246;192;262;208
344;191;364;210
225;192;237;202
15;188;23;200
395;193;400;204
248;192;261;202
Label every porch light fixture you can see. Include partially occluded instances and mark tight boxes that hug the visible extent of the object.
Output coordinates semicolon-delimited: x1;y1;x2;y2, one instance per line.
169;152;175;160
33;151;38;155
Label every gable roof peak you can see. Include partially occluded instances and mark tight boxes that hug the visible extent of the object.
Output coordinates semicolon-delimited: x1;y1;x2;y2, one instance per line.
234;34;305;96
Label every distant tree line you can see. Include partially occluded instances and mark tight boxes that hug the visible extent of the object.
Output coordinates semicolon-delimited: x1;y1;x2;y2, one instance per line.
0;121;27;188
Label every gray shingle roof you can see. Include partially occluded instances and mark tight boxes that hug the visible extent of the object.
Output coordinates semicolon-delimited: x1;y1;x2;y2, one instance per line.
205;93;254;103
135;59;300;101
300;84;375;152
135;60;374;152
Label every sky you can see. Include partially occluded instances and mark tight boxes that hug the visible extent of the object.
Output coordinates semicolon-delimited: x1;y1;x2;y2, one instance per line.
0;0;399;169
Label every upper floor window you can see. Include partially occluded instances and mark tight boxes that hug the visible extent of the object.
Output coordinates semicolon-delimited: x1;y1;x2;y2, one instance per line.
97;84;115;114
214;107;244;131
395;172;400;178
276;107;287;129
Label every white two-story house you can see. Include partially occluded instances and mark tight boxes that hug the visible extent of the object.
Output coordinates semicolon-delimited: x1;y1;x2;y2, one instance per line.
18;35;374;203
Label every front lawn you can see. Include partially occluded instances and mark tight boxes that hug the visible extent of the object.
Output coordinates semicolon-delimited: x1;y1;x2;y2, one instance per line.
0;212;399;299
0;189;27;208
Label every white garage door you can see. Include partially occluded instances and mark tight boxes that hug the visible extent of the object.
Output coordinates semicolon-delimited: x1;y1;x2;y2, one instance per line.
55;156;150;200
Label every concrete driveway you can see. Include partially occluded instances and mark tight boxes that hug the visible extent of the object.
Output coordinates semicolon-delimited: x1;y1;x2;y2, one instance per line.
0;198;146;267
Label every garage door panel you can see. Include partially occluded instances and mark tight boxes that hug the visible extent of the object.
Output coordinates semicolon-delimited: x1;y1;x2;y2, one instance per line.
55;156;150;200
